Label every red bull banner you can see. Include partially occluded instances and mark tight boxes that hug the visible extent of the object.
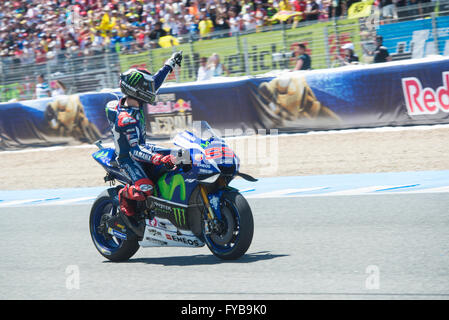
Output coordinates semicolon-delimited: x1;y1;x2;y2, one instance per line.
2;57;449;150
402;72;449;116
145;93;193;138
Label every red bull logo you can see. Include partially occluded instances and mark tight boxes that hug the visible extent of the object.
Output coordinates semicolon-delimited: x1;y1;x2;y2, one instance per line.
148;99;192;114
173;99;192;113
402;72;449;115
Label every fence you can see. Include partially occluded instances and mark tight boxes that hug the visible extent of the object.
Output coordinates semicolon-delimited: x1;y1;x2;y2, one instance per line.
1;2;448;102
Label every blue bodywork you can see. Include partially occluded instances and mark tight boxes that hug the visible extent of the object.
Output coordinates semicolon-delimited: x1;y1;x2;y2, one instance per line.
92;123;239;219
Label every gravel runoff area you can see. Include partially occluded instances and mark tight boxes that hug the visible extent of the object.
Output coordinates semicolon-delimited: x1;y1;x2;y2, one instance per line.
2;125;449;191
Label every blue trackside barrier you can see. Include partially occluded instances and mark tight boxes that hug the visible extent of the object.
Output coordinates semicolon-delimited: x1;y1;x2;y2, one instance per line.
1;56;449;150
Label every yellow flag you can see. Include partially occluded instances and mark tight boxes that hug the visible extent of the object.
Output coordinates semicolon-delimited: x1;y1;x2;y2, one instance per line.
348;0;374;19
270;10;302;22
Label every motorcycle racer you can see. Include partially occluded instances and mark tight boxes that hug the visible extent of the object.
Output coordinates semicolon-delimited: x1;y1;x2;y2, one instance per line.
106;51;183;218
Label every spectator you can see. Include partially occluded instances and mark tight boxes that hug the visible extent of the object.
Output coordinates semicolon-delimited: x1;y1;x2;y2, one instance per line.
149;21;167;41
228;0;242;15
278;0;292;11
372;35;392;63
35;74;51;99
406;0;422;17
208;53;230;76
380;0;398;22
265;1;278;23
228;10;241;35
338;43;359;65
328;0;344;18
292;42;312;70
51;80;67;97
197;56;212;81
108;29;122;51
214;12;230;33
294;0;308;20
255;3;267;30
198;13;214;39
242;6;257;31
305;0;321;21
92;30;105;53
120;29;135;52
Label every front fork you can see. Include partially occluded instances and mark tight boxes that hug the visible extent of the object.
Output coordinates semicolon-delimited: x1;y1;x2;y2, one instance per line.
199;185;216;234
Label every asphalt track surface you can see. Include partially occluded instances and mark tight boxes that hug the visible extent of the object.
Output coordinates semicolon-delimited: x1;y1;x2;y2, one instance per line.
1;193;449;300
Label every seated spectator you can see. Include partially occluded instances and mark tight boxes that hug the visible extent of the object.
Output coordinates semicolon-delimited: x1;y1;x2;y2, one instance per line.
197;56;212;81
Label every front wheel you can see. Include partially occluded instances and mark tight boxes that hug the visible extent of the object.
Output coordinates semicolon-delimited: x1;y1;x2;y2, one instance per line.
89;188;140;262
205;191;254;260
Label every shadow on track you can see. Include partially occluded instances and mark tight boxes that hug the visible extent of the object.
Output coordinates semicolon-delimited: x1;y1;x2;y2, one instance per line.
106;251;288;266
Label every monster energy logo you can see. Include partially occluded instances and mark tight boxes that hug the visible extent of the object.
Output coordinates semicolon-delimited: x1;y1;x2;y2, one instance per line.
172;208;186;226
129;72;143;86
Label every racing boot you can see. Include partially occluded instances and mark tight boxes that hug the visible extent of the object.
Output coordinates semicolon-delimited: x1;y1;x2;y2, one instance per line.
118;178;154;217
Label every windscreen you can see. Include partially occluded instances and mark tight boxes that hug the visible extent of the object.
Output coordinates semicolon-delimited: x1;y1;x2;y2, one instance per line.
190;121;221;142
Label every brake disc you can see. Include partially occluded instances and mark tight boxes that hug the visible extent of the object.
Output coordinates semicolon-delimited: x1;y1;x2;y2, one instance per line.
210;205;235;246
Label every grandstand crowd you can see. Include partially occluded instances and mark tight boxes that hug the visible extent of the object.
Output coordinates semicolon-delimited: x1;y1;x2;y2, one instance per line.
0;0;437;62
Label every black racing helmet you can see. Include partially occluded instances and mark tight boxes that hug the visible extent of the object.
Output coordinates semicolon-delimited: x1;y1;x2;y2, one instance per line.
119;68;156;104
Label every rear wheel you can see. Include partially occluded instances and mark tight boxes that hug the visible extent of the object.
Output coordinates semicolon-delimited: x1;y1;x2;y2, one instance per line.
205;191;254;260
89;189;140;262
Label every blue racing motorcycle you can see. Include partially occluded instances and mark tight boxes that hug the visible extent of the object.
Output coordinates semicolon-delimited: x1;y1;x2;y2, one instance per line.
89;121;256;261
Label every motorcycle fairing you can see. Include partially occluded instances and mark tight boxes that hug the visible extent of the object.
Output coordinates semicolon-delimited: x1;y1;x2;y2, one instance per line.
92;148;131;183
92;148;116;167
139;217;205;248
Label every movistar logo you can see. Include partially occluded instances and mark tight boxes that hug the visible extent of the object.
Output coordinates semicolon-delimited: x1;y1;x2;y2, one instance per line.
129;72;142;86
157;173;186;201
172;208;186;226
200;140;210;149
94;150;108;160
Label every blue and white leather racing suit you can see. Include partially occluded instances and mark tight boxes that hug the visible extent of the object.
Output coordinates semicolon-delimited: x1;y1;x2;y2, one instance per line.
106;65;174;216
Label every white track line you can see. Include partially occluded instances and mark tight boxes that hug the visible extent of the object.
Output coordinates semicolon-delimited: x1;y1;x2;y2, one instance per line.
246;187;327;198
397;185;449;194
0;198;48;207
325;186;398;195
33;196;97;206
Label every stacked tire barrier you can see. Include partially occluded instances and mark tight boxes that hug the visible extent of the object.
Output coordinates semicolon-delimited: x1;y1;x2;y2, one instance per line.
1;56;449;150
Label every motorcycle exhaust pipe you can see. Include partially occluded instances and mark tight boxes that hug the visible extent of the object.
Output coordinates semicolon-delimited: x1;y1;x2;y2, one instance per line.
118;209;145;238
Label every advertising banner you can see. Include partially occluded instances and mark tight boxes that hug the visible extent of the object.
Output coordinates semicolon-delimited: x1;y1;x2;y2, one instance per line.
248;57;449;131
0;92;117;150
2;57;449;150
